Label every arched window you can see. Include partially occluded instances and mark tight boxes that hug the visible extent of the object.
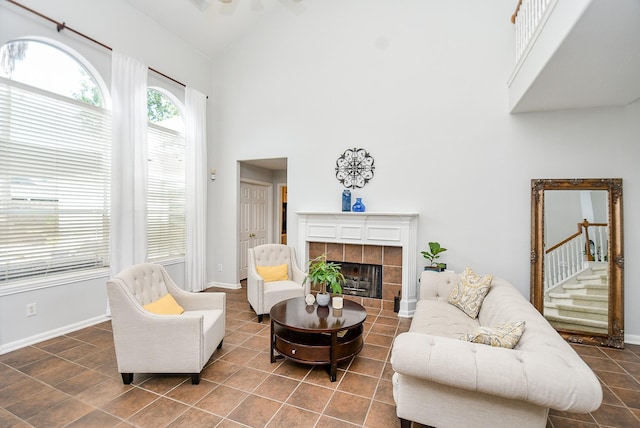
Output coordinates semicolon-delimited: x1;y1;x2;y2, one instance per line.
0;39;110;282
146;88;185;261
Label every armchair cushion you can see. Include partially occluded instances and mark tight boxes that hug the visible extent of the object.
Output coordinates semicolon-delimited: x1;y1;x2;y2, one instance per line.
143;293;185;315
256;263;289;282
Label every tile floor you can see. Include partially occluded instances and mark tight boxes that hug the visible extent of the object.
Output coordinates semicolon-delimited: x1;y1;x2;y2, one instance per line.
1;285;640;427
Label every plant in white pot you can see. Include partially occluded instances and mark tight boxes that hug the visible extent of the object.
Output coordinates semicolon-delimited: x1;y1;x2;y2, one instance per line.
304;253;345;307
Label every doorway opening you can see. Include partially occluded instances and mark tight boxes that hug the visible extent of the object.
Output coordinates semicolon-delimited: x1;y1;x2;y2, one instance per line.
238;158;288;280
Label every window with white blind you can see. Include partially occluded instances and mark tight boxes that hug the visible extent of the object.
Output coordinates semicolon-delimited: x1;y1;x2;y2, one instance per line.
146;88;185;261
0;39;110;283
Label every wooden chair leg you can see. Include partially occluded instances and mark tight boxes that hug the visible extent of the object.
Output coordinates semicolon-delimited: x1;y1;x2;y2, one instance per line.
191;373;201;385
399;418;412;428
258;314;263;323
121;373;133;384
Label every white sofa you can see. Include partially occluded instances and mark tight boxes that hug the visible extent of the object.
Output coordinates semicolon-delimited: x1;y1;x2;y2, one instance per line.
391;270;602;428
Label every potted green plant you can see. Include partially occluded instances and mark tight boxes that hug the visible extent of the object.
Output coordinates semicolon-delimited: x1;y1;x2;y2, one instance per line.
304;253;346;307
421;241;447;272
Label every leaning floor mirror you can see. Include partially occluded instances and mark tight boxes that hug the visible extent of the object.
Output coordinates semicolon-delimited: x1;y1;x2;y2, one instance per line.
531;178;624;348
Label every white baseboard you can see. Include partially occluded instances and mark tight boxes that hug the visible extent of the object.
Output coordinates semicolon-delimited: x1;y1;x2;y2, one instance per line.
624;334;640;346
0;315;110;355
208;281;241;290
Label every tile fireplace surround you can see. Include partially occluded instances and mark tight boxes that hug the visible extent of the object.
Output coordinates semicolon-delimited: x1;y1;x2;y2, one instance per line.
297;212;418;317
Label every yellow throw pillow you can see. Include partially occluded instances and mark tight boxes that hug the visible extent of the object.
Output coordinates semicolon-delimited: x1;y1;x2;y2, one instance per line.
448;267;493;319
256;263;289;282
143;293;184;315
461;321;526;349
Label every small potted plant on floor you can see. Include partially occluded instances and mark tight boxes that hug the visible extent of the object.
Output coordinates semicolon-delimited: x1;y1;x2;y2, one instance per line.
421;241;447;272
304;253;346;307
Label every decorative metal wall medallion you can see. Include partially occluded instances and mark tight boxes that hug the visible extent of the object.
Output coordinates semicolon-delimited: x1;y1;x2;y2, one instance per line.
335;148;375;189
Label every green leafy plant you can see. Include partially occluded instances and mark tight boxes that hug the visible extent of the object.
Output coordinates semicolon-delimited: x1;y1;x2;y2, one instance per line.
421;242;447;269
304;253;345;295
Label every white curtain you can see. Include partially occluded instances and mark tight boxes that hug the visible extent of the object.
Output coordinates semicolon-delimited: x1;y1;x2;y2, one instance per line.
110;51;148;276
184;87;208;291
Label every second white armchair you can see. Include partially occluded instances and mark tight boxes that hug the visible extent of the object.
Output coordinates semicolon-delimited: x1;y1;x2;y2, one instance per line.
247;244;309;322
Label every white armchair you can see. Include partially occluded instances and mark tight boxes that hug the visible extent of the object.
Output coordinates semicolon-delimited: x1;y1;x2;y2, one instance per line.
247;244;309;322
106;263;225;385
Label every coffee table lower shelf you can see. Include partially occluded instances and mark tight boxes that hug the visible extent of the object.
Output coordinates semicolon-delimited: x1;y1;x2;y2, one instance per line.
271;324;364;381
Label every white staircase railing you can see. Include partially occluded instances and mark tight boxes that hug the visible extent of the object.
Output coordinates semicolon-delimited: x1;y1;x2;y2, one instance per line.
544;221;608;291
511;0;555;63
544;234;587;291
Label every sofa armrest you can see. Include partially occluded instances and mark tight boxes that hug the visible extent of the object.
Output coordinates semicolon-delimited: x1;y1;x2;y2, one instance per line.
391;332;602;413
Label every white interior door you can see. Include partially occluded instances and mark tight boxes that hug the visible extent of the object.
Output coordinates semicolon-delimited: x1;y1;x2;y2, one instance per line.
239;181;268;279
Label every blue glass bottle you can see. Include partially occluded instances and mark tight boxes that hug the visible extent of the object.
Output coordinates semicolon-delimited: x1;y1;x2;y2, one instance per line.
352;198;365;212
341;189;351;212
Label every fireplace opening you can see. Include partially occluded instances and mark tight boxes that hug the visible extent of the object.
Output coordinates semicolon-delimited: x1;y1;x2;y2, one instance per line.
328;261;382;299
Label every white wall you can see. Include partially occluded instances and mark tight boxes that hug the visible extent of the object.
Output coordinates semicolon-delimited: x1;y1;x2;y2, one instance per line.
210;0;640;339
0;0;212;352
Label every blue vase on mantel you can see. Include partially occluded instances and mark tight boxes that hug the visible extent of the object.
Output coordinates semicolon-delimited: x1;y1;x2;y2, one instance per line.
352;198;365;212
341;189;351;212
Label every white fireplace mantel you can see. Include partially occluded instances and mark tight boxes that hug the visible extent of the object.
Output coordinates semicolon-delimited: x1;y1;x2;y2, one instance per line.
296;212;419;317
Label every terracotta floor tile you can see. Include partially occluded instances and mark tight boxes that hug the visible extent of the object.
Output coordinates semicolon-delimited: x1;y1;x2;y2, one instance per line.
5;386;69;420
365;400;401;428
338;372;378;398
128;396;189;428
25;397;94;428
166;407;222;428
253;374;300;402
315;415;361;427
247;351;283;373
348;356;385;378
0;378;45;408
364;333;393;348
54;368;110;396
200;360;242;383
274;360;312;381
324;391;370;425
374;380;395;405
138;374;189;395
591;403;640;427
100;387;159;419
595;370;640;391
65;409;122;427
267;404;320;427
287;382;334;413
219;346;261;365
166;379;218;406
582;356;624;373
227;394;282;427
358;344;390;362
224;367;269;392
548;415;598;427
195;385;247;417
610;386;640;409
0;347;50;369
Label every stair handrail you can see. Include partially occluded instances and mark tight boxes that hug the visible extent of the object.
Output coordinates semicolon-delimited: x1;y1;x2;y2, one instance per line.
544;219;608;290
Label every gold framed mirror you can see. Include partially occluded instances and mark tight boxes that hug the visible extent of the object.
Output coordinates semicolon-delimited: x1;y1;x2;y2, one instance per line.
531;178;624;348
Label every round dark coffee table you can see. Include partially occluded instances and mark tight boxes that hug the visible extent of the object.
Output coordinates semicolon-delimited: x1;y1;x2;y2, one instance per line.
270;297;367;381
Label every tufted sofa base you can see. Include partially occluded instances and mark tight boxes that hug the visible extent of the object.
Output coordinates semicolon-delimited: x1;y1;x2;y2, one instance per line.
391;270;602;428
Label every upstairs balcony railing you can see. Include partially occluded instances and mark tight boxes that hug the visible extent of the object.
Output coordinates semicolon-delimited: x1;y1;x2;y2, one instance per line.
511;0;554;64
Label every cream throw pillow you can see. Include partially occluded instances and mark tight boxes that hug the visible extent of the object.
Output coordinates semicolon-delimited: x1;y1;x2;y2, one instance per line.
448;267;493;319
143;293;184;315
256;263;289;282
461;321;526;349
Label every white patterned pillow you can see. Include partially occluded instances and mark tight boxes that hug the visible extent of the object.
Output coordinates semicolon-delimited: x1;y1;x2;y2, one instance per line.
461;321;526;349
448;267;492;319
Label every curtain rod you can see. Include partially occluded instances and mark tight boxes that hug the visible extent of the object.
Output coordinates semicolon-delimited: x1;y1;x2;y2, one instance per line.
7;0;187;89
